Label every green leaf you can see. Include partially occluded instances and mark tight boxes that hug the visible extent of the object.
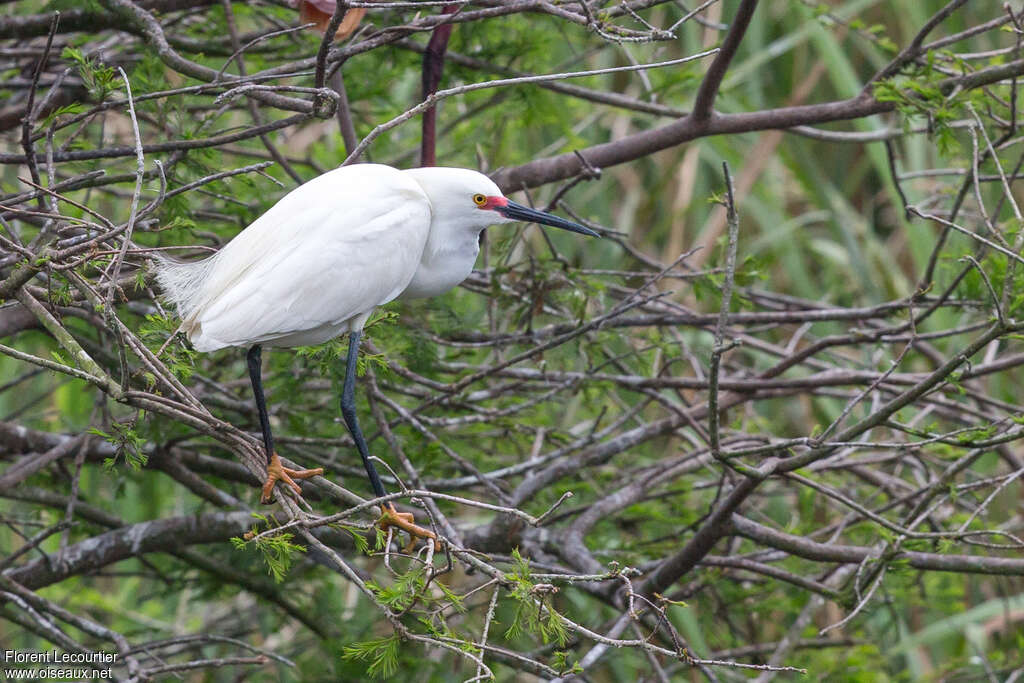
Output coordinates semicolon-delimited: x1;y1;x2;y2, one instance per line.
341;634;401;679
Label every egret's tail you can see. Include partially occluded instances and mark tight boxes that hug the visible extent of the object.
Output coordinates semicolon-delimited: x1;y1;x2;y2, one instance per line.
149;252;219;329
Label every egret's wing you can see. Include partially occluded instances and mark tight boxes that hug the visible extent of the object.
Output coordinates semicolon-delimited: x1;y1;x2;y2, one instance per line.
185;165;431;350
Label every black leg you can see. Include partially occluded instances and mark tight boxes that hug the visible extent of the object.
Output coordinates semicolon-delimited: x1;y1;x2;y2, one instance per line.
247;344;274;466
340;330;387;498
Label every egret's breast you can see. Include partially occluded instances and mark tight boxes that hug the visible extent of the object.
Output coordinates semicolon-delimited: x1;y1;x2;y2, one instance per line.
399;238;480;300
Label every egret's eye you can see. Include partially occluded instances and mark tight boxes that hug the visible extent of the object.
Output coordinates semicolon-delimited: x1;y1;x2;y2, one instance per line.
472;194;487;206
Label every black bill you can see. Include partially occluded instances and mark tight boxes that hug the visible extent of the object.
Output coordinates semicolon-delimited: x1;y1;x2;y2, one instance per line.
497;200;600;237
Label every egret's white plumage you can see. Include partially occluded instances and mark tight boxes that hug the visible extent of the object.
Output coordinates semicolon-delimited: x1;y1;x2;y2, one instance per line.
153;162;597;524
155;164;512;351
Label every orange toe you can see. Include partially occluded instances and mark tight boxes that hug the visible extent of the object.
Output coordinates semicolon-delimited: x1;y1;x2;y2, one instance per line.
260;453;324;504
377;503;439;552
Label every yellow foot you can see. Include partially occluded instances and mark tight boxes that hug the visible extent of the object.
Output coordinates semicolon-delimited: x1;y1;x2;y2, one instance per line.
378;503;439;552
260;453;324;504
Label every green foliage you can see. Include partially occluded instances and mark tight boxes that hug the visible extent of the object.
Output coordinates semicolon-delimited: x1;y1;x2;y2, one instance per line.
873;65;964;153
38;102;85;130
367;565;427;612
61;46;118;101
139;313;197;381
130;52;169;93
341;634;401;679
551;650;583;676
90;418;148;471
291;337;350;382
340;524;371;555
504;549;569;647
231;514;307;583
395;326;439;378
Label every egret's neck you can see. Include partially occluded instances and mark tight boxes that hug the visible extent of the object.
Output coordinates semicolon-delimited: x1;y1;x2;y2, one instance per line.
399;225;482;300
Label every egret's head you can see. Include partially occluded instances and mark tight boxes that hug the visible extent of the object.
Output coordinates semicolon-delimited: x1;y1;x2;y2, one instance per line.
403;167;599;238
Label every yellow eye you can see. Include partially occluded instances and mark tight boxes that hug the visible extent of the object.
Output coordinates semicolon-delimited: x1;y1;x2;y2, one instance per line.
472;194;487;206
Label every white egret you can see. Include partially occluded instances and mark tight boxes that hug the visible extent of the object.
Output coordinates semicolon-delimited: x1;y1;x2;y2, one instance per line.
154;163;598;546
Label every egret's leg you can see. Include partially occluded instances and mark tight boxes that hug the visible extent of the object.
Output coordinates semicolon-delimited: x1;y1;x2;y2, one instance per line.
247;345;323;504
246;345;275;465
341;331;438;550
340;331;386;498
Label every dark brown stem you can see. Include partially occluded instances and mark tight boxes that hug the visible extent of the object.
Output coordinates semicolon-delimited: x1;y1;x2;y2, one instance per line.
420;4;459;167
691;0;759;121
